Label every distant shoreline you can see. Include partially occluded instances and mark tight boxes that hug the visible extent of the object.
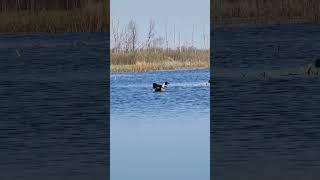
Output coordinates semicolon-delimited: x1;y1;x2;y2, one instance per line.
110;67;209;73
111;65;209;73
212;18;317;27
111;49;209;73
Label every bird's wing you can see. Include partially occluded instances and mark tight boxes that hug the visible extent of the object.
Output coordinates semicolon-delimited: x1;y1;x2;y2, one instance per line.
153;83;158;89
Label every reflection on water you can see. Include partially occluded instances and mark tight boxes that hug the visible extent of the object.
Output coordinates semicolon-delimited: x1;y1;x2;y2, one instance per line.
111;69;210;180
0;33;108;180
212;24;320;180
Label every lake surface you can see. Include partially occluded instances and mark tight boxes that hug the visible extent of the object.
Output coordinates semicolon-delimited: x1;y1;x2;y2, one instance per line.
212;24;320;180
0;33;108;180
111;69;210;180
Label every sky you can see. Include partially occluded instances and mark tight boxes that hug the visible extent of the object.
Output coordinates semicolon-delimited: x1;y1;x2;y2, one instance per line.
111;0;210;49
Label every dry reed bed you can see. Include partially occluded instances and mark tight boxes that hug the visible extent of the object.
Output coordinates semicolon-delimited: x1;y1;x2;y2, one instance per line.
0;1;108;32
0;0;101;11
211;0;320;24
111;49;209;72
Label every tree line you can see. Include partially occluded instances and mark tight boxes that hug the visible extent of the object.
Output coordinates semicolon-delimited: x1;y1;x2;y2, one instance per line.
111;19;209;53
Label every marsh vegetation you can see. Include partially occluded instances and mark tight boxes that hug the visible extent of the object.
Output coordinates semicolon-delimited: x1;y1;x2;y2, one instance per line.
211;0;320;25
111;19;209;72
111;49;209;72
0;0;109;32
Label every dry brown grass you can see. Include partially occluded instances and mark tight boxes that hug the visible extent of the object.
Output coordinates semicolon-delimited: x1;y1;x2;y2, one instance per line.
211;0;320;25
0;0;109;32
111;49;209;72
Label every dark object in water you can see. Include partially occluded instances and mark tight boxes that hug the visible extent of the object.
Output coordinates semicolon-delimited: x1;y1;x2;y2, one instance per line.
315;58;320;68
304;61;319;76
153;82;169;92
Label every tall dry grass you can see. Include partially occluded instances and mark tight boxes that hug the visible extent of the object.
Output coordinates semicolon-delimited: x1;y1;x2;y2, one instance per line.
111;49;209;72
211;0;320;25
0;0;109;32
0;0;101;11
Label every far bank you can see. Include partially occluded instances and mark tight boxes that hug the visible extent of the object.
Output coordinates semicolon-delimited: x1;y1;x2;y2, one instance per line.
111;49;209;72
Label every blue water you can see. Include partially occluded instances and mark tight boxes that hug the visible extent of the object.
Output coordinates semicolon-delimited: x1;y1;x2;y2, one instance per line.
212;24;320;180
0;33;109;180
111;69;210;180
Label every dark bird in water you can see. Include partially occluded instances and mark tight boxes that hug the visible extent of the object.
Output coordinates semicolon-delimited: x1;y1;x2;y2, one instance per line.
315;58;320;68
304;58;320;76
206;79;213;86
153;82;169;92
313;58;320;75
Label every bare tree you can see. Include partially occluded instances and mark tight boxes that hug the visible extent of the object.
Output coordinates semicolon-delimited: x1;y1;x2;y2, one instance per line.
173;24;176;49
111;19;121;53
165;23;168;51
178;32;181;52
202;24;206;49
146;19;156;49
127;20;138;52
191;25;194;48
123;26;130;52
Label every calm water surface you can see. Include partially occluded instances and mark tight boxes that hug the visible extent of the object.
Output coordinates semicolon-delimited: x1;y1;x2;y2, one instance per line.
212;24;320;180
111;69;210;180
0;33;108;180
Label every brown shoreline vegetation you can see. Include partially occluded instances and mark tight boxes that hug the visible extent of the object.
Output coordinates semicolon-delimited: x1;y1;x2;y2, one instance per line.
0;0;109;32
211;0;320;25
111;19;209;72
111;49;209;72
